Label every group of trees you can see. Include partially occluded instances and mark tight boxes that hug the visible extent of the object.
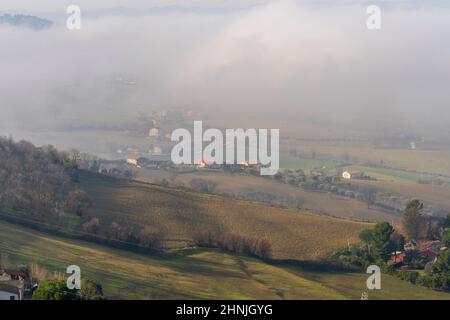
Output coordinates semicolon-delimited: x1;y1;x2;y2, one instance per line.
273;169;381;210
32;279;104;300
331;221;404;268
358;222;404;263
392;201;449;291
443;215;450;248
67;190;93;217
333;200;450;291
0;137;92;218
396;249;449;291
402;200;446;241
193;230;272;261
0;138;166;252
82;218;165;250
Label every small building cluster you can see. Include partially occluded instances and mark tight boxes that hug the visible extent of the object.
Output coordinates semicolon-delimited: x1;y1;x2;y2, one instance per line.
125;154;264;174
341;169;373;180
126;155;142;167
0;269;27;300
126;155;171;169
389;240;448;268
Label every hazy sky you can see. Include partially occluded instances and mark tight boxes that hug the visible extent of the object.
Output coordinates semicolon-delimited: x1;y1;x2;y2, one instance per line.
1;0;450;140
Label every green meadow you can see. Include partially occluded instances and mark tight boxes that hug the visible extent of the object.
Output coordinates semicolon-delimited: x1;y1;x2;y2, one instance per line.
1;220;449;300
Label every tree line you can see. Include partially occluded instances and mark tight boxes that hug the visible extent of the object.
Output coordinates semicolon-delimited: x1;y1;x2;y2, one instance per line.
193;230;272;261
82;217;165;250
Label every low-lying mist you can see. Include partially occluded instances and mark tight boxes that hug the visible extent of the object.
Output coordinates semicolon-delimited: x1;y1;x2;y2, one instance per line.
1;0;450;143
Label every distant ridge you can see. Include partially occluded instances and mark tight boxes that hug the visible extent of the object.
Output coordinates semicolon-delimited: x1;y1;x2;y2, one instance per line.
0;14;53;30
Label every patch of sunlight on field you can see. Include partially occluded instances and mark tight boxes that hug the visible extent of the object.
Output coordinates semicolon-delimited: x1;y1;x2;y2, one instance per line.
189;250;346;300
289;270;450;300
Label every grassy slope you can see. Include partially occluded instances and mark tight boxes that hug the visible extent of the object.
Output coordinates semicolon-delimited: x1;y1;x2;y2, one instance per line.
1;220;449;300
289;269;450;300
0;220;344;300
79;171;372;260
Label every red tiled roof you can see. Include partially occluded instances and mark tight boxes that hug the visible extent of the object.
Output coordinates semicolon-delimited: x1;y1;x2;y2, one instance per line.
419;250;438;259
4;269;26;278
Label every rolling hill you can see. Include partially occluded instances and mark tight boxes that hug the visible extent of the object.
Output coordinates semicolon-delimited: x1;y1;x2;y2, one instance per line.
131;167;398;222
78;171;372;260
0;220;345;299
1;220;448;300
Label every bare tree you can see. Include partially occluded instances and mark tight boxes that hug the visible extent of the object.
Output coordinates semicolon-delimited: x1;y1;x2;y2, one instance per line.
67;190;93;216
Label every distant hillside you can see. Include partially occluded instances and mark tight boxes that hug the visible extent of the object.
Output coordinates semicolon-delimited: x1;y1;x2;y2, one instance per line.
0;137;370;261
1;139;448;299
0;14;53;30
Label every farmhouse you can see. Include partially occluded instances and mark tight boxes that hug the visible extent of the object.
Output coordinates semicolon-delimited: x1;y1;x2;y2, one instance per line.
149;127;160;138
419;250;438;262
389;251;406;264
416;240;441;253
416;240;442;262
342;170;363;180
127;155;142;166
196;160;207;168
0;283;21;300
0;269;26;300
0;269;26;281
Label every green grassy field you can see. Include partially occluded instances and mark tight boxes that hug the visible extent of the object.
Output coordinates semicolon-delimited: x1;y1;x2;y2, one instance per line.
0;220;345;299
280;155;340;171
1;220;449;300
280;156;432;183
290;269;450;300
342;165;425;182
286;144;450;176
